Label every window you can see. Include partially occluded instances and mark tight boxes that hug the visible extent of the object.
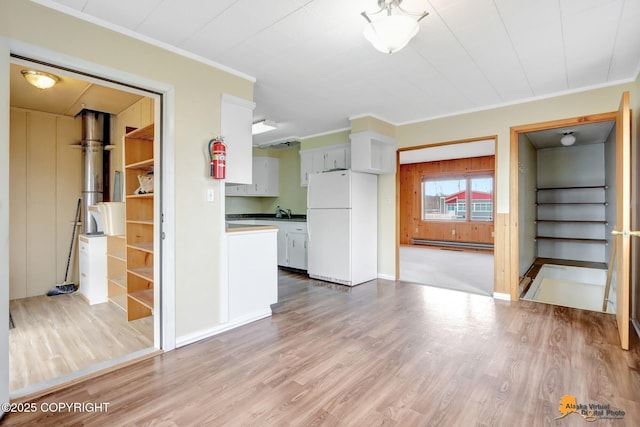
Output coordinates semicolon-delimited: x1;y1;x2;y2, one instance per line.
422;175;493;222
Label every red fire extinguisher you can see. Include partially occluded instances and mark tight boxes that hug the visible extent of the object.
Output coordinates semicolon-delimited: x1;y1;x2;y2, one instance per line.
208;137;226;179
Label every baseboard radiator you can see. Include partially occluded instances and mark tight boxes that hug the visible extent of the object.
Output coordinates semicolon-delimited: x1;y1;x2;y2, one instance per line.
411;238;494;251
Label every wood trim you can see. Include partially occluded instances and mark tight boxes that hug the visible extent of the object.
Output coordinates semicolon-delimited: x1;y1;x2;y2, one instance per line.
508;111;618;302
395;149;401;280
397;135;498;152
494;213;510;295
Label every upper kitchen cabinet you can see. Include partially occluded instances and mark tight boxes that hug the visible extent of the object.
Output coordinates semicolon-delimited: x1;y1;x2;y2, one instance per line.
350;131;396;174
221;94;255;184
300;143;351;186
226;156;279;197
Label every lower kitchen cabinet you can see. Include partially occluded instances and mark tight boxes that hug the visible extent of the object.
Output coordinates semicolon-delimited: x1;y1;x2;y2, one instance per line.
286;231;308;270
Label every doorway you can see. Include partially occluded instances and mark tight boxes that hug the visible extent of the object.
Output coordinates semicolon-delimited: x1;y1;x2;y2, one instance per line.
509;92;633;349
397;138;496;296
8;56;161;397
516;120;616;313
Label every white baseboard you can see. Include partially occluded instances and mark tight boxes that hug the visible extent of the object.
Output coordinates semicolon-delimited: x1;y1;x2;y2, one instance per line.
377;273;396;281
493;292;511;301
176;309;272;348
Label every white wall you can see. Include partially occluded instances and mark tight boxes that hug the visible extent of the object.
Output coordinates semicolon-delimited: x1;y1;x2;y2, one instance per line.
536;143;606;263
518;135;537;275
605;127;617;261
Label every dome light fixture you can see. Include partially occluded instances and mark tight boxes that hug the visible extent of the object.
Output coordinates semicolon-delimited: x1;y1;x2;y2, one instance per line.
560;131;576;146
361;0;428;54
21;69;60;89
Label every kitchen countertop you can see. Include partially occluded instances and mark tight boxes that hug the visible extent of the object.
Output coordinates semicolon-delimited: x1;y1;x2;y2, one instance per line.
226;213;307;222
226;223;278;233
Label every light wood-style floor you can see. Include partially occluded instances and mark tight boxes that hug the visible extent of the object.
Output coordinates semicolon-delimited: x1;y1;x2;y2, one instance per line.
5;270;640;426
9;293;153;392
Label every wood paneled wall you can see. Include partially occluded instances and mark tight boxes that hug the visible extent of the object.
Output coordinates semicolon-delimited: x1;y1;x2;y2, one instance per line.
399;155;495;246
10;109;82;299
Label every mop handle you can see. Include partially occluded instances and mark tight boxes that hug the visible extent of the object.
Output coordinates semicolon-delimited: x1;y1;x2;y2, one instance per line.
64;198;82;283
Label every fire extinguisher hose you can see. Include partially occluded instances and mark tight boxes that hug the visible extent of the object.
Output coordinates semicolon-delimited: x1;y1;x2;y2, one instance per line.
208;138;216;177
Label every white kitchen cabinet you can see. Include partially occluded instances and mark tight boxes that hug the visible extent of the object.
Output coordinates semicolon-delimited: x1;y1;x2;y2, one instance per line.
300;150;325;186
227;227;278;322
286;230;308;270
225;183;246;196
221;94;256;185
246;157;279;196
300;144;351;187
78;234;107;305
350;131;396;174
226;157;279;197
324;145;349;171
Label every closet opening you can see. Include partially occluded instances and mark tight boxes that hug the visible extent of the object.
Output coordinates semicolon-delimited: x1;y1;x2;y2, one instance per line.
516;119;617;313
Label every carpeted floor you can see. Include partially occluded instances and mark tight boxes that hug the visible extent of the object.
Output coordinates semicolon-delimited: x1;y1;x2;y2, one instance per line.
399;245;494;296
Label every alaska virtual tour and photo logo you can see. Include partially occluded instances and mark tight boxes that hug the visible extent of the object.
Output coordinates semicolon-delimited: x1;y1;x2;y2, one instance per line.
556;395;625;422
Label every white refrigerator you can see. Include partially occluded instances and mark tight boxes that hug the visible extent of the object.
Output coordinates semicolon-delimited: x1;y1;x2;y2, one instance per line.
307;170;377;286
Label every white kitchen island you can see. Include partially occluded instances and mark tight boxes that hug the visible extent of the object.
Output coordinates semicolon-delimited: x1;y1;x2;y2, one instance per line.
226;224;278;324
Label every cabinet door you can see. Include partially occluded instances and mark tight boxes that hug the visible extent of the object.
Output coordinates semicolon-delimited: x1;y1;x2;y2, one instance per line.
287;231;308;270
324;147;347;171
300;151;313;186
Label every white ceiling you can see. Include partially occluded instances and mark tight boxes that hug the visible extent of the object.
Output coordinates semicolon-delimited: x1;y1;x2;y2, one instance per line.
35;0;640;146
524;120;616;149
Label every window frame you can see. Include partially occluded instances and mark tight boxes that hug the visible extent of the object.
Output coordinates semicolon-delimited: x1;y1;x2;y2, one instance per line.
421;172;494;223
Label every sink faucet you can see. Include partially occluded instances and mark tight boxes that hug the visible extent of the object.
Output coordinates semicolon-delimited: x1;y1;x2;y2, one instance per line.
275;206;292;219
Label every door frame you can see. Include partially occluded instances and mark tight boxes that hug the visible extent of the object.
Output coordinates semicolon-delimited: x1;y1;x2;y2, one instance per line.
1;38;176;402
509;103;630;348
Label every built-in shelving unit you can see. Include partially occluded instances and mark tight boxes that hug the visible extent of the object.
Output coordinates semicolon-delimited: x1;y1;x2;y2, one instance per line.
107;235;127;311
535;185;608;248
124;124;155;321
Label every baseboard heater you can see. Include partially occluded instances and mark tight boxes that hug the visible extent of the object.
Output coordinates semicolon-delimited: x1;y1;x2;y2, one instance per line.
411;238;494;250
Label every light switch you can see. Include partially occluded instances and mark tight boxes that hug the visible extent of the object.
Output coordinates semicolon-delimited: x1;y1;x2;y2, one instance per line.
207;188;215;202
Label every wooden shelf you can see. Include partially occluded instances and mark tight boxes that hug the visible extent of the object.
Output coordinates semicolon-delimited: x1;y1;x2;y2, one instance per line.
128;242;153;253
109;294;127;312
128;266;154;282
128;289;154;310
536;220;608;224
536;185;607;191
107;251;126;261
536;202;607;205
127;219;153;225
535;236;607;244
126;193;154;200
124;122;155;322
108;276;126;290
125;158;154;170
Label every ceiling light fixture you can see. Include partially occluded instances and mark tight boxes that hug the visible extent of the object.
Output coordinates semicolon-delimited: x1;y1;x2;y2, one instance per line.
560;131;576;146
361;0;428;54
252;119;278;135
21;69;60;89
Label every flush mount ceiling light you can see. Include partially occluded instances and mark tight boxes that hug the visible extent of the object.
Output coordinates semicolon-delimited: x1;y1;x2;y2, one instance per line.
560;131;576;146
20;69;60;89
252;119;278;135
361;0;428;54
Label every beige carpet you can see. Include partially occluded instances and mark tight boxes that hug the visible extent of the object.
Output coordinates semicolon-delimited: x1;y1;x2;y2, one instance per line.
399;245;494;296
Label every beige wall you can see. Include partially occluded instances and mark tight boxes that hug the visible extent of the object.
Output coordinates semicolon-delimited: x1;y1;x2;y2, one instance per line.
383;82;638;288
1;0;253;338
9;108;82;299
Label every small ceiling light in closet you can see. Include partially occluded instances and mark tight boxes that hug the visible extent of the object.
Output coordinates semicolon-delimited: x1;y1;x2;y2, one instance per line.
21;69;60;89
560;131;576;146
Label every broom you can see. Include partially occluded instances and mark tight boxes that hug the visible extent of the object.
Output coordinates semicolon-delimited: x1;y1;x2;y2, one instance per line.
47;198;82;296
